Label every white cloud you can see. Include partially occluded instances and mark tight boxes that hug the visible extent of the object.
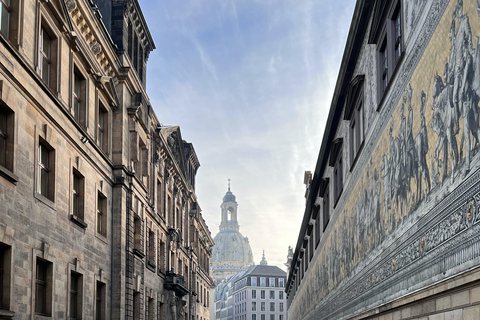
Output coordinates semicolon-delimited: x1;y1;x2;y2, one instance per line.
140;0;356;268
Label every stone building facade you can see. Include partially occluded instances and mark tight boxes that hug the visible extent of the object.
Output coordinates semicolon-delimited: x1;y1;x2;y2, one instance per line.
0;0;213;319
287;1;480;320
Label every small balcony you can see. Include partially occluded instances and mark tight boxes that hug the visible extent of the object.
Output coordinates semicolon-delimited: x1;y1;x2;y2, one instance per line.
164;270;189;296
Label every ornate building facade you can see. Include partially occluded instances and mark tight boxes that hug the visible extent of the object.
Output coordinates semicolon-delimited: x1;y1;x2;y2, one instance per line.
0;0;213;319
287;1;480;320
211;184;254;285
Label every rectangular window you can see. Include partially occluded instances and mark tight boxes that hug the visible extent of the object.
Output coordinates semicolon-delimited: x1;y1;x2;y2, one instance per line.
96;281;106;320
379;38;388;94
39;27;52;85
279;291;284;300
323;190;330;231
72;170;85;221
376;1;403;102
35;259;52;316
148;229;155;267
309;233;314;261
350;99;364;165
252;290;256;299
0;0;10;37
133;214;142;252
97;192;107;236
278;278;284;288
260;290;265;299
148;297;155;320
252;302;256;311
315;206;321;248
156;179;163;217
270;302;275;312
0;243;11;310
261;302;265;312
159;240;166;271
261;315;265;320
38;140;55;201
334;155;343;203
279;316;283;320
70;271;83;320
0;104;13;172
252;315;256;320
280;303;284;312
72;67;86;126
269;278;275;287
393;5;402;64
251;277;257;286
269;290;275;299
260;277;266;287
97;102;108;154
270;315;275;320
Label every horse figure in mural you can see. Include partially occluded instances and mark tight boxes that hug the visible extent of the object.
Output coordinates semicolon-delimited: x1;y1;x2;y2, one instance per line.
414;91;431;201
431;72;460;183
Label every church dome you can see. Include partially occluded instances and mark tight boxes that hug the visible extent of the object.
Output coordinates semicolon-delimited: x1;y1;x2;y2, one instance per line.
212;230;254;267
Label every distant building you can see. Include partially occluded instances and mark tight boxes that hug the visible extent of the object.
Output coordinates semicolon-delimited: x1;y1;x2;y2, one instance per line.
211;182;255;284
215;253;287;320
287;1;480;320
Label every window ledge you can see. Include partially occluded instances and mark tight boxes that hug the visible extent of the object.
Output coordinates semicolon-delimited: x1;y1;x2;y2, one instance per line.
133;249;145;259
70;215;88;229
147;261;156;272
0;309;14;319
95;232;108;244
34;193;56;210
0;165;18;184
158;267;165;276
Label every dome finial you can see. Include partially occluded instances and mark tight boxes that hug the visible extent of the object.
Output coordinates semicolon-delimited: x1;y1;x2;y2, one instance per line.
228;179;231;191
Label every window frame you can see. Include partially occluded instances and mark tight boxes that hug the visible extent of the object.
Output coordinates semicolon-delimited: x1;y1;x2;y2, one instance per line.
71;64;88;128
37;138;55;203
38;15;59;91
375;0;404;106
69;271;83;320
0;243;11;311
97;191;107;237
35;258;53;316
0;102;15;182
319;178;330;232
71;169;85;221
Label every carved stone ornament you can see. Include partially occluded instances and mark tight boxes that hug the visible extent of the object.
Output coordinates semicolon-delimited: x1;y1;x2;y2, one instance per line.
90;40;102;55
65;0;77;12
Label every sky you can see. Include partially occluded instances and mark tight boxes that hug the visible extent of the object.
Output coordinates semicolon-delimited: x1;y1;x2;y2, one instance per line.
139;0;356;269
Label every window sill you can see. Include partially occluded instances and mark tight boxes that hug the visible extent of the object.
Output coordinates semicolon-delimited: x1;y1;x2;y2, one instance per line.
147;261;156;272
0;165;18;184
158;267;165;276
95;232;108;244
70;215;88;229
0;308;14;319
133;249;145;259
34;192;56;210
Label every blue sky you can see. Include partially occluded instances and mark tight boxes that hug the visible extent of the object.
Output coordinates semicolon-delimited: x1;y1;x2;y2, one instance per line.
139;0;356;268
